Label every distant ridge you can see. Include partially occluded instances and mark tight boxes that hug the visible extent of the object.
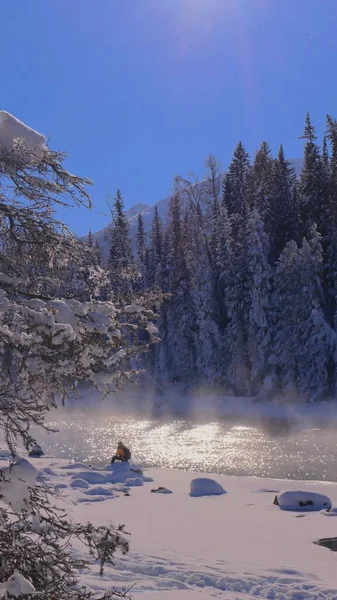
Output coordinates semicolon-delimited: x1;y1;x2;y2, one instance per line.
91;159;303;261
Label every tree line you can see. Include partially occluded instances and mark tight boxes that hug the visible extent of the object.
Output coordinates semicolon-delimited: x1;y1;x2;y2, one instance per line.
104;114;337;401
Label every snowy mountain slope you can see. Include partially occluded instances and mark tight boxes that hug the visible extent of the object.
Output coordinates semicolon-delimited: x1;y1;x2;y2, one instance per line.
91;159;303;261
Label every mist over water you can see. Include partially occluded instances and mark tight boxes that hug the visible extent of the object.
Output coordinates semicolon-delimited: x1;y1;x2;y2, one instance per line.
38;395;337;481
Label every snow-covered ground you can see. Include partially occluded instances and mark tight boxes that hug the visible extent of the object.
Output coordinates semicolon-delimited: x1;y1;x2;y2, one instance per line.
4;451;337;600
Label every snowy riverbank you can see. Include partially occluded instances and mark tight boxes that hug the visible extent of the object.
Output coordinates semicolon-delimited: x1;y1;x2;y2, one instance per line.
3;451;337;600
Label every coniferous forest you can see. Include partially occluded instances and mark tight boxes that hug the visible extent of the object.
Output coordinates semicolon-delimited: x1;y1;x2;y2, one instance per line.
90;114;337;400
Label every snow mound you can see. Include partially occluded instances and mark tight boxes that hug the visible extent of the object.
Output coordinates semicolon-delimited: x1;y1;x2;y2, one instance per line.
71;471;107;485
78;495;109;503
55;482;68;490
85;486;114;497
190;478;226;497
104;462;129;472
125;477;144;487
70;478;90;489
276;490;332;512
0;111;47;162
61;462;91;471
0;570;35;597
42;467;58;476
104;462;153;484
0;457;38;511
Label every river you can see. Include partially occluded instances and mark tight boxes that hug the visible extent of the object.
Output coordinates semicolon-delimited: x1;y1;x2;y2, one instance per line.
37;408;337;481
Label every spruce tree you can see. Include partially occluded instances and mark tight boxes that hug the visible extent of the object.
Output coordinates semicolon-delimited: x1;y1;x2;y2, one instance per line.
184;200;223;383
158;193;196;385
323;117;337;327
299;112;323;236
225;209;271;394
136;213;146;264
135;212;147;289
149;205;163;287
271;227;334;397
226;142;251;216
270;145;299;261
252;141;274;226
108;189;133;272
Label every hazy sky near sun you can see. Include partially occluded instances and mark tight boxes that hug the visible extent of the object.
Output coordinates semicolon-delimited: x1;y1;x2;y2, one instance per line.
1;0;337;234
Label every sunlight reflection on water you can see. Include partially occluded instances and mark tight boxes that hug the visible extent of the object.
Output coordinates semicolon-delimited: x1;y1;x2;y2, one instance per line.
38;413;337;481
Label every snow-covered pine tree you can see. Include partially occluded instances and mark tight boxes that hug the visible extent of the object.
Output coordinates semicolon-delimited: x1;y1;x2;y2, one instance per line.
135;212;147;288
270;145;299;261
271;227;335;398
136;213;146;265
154;193;196;387
184;200;223;384
108;189;134;298
252;142;274;227
0;118;158;599
87;228;102;266
299;112;324;236
214;201;232;332
108;189;133;271
323;116;337;328
225;209;271;394
148;205;163;288
244;210;272;390
226;142;251;216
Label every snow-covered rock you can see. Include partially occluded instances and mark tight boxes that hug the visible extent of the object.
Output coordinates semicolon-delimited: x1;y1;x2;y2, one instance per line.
190;478;226;497
85;486;114;497
125;477;144;487
70;478;90;489
275;490;332;512
0;111;46;163
28;443;44;457
0;570;35;597
71;471;107;485
151;486;173;494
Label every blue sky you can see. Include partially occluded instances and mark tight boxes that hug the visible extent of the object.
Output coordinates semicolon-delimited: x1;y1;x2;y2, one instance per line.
1;0;337;235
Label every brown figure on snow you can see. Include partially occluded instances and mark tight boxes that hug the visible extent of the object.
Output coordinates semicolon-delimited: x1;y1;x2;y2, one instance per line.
111;441;131;464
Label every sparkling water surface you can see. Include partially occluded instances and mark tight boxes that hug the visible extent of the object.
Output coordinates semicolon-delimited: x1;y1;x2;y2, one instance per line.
37;409;337;481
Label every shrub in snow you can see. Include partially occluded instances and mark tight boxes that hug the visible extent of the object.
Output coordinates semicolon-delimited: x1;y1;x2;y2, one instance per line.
70;478;90;489
85;486;114;497
125;477;144;487
72;470;108;485
274;490;332;512
190;478;226;497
